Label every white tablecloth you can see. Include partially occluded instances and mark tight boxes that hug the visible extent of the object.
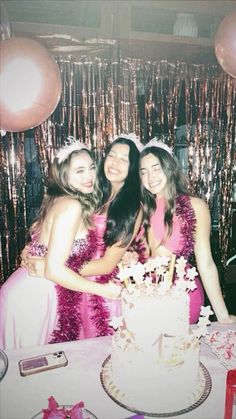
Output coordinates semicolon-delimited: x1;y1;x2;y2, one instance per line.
0;322;235;419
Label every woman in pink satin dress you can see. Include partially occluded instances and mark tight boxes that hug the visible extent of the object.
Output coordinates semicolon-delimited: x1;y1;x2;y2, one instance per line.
139;139;236;325
0;142;122;349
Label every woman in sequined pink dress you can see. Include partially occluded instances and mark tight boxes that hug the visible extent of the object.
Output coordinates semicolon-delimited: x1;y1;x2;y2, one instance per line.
139;139;236;324
0;143;122;349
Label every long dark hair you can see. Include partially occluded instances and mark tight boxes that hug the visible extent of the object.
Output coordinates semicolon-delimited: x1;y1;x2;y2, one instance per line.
30;149;101;234
140;146;190;240
99;137;141;247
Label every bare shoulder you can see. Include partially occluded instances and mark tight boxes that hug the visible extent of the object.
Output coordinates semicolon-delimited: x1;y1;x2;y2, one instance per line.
53;196;82;216
190;196;209;214
190;196;211;228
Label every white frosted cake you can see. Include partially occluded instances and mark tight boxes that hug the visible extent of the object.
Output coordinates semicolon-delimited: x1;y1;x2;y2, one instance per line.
102;256;212;413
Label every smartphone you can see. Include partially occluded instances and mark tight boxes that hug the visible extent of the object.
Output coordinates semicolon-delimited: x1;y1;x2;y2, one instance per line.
19;350;68;376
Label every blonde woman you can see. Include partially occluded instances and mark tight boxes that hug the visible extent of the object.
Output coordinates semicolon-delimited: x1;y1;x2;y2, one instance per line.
0;142;121;349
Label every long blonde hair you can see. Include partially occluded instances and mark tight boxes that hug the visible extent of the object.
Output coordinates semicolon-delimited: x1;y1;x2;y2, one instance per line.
30;149;101;235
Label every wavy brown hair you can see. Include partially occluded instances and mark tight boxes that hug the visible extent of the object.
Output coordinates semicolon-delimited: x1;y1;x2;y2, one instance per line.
30;149;101;235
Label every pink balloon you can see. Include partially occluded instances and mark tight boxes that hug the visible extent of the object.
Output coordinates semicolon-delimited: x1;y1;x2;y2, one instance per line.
0;37;62;132
215;11;236;78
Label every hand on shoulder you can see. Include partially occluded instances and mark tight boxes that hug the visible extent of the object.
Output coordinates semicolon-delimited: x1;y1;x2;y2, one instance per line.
218;314;236;324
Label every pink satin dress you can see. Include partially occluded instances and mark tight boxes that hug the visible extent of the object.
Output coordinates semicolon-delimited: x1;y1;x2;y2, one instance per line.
150;195;205;324
0;228;109;349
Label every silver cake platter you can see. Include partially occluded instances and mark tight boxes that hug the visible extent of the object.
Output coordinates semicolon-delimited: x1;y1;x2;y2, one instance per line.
0;349;8;382
100;355;212;417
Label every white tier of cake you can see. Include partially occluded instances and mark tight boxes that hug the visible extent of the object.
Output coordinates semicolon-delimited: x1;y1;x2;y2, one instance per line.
109;284;203;412
122;288;189;347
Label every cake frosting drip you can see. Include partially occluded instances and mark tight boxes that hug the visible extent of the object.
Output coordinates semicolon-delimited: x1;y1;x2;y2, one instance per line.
105;255;212;412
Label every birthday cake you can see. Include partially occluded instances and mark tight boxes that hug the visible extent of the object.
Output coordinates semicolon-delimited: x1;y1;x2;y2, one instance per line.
102;256;212;413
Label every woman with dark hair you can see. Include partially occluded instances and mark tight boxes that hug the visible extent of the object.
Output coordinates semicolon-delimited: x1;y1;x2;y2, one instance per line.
20;135;143;341
0;142;122;349
80;136;142;275
139;139;236;324
76;136;143;338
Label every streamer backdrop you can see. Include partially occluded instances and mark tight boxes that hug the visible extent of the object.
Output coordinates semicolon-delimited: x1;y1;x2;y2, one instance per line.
0;56;235;283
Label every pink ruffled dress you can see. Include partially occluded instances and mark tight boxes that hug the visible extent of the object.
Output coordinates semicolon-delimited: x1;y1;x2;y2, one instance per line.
150;195;205;324
0;225;117;349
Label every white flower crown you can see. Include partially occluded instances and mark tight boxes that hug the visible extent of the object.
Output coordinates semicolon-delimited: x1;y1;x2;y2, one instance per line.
113;133;143;152
113;134;172;155
55;135;172;164
142;137;172;154
56;137;90;163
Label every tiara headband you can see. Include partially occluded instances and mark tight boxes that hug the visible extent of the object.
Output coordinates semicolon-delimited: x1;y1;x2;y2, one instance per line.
113;133;143;152
142;138;172;155
56;137;90;164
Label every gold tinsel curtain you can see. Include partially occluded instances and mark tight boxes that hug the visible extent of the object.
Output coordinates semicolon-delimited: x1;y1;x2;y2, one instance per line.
0;57;235;283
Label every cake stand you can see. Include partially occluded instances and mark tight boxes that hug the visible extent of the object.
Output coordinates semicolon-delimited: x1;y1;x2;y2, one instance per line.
0;349;8;382
100;355;212;417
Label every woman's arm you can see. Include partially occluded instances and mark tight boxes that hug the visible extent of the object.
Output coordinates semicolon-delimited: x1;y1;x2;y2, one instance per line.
23;206;143;283
192;197;236;323
41;198;121;299
80;208;143;276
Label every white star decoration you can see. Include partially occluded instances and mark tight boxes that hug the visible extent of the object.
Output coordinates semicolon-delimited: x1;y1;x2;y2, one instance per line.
115;255;213;340
200;305;214;318
175;256;187;276
186;267;198;280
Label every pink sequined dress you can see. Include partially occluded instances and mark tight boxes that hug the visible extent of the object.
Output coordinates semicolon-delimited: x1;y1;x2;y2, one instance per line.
0;223;117;349
150;195;205;324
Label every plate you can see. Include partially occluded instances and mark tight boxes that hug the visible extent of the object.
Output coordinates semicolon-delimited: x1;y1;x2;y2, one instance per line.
0;349;8;381
204;330;236;369
31;407;97;418
100;355;212;417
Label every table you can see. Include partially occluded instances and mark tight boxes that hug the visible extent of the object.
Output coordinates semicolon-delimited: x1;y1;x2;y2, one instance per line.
0;322;235;419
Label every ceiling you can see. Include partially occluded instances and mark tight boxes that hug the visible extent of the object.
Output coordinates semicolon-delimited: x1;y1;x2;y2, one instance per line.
2;1;236;64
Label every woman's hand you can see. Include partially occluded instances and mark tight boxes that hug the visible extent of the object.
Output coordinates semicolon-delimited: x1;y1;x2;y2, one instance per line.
121;250;139;267
20;244;31;268
102;281;123;299
27;256;45;277
21;244;45;277
218;314;236;324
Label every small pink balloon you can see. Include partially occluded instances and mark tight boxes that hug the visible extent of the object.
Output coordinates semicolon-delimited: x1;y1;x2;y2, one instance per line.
0;37;62;132
215;11;236;78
